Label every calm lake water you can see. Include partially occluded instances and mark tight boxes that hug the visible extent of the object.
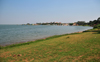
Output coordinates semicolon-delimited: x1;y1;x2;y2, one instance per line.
0;25;92;46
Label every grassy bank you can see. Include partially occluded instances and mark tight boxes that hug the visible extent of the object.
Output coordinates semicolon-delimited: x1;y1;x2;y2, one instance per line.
0;29;100;62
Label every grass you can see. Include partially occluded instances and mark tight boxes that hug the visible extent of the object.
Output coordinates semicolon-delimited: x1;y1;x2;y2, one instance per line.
0;29;100;62
0;33;79;49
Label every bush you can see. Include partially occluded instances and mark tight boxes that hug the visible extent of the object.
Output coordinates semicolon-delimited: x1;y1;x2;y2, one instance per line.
93;24;100;29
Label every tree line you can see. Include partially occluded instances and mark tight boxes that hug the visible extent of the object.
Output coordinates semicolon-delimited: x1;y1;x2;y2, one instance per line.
76;17;100;26
36;22;62;25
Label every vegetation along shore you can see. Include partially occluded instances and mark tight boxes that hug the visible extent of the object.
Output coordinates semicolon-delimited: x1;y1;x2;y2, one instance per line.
0;17;100;62
0;28;100;62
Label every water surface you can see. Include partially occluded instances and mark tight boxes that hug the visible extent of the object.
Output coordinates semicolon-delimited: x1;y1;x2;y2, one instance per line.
0;25;92;46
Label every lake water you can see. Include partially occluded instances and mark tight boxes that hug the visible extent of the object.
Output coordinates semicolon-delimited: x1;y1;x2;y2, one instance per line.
0;25;92;46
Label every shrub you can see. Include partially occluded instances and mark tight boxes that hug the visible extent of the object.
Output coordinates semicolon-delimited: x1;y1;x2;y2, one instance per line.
93;24;100;30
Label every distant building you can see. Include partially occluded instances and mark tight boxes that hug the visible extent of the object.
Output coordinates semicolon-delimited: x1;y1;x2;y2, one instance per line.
62;23;69;26
32;24;35;25
73;22;78;26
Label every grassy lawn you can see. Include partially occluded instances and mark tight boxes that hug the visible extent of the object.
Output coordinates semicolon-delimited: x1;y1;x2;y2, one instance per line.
0;30;100;62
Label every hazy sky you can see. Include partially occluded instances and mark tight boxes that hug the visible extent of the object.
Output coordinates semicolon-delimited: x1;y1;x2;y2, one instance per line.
0;0;100;24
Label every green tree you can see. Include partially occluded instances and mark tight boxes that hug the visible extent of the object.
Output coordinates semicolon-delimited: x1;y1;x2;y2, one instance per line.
77;21;85;26
88;17;100;26
69;23;73;26
94;24;100;30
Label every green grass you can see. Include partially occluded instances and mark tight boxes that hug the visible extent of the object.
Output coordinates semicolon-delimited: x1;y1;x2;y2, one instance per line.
0;33;80;49
0;29;100;62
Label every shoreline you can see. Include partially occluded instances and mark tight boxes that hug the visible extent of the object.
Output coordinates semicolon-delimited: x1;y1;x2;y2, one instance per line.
1;28;100;62
0;28;93;48
0;25;92;46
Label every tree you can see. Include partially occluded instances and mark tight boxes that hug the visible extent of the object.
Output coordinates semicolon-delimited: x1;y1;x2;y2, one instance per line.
69;23;73;26
93;24;100;30
97;17;100;21
77;21;85;26
27;23;30;25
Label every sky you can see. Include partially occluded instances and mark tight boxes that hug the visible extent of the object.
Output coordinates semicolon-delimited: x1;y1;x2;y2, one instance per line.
0;0;100;24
